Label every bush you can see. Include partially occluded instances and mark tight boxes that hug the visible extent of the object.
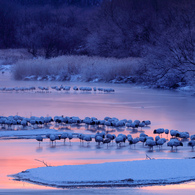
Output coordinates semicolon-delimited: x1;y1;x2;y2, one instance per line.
13;55;141;81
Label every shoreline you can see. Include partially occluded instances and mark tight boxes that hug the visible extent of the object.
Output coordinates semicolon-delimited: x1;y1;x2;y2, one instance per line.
1;64;195;95
11;176;195;189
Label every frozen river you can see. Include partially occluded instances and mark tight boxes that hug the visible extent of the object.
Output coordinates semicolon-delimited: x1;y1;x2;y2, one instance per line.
0;72;195;194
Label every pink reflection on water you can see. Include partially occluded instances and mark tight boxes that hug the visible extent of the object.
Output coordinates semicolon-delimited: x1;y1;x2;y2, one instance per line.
140;182;195;195
0;158;55;189
0;139;194;190
1;74;195;192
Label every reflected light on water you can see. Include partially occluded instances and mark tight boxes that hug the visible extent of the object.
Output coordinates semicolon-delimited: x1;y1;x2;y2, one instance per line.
1;74;195;193
143;183;195;191
0;139;194;191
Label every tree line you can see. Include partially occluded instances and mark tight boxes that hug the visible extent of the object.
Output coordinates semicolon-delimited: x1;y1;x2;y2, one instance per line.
0;0;195;87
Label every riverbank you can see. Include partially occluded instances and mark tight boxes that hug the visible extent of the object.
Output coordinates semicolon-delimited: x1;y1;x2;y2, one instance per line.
1;56;195;94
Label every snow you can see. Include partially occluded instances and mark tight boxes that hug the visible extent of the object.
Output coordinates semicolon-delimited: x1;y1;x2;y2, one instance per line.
11;159;195;188
0;64;13;73
177;86;195;92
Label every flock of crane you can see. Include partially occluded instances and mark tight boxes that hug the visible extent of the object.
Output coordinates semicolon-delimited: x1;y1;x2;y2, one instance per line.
0;115;151;132
0;85;115;93
36;129;195;151
0;115;151;130
1;114;194;150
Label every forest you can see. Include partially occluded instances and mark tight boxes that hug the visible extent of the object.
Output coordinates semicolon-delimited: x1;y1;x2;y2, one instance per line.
0;0;195;88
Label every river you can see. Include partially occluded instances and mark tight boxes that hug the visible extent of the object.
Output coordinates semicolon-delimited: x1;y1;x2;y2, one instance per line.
0;72;195;194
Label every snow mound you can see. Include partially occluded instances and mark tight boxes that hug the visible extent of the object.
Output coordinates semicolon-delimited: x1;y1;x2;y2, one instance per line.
11;159;195;188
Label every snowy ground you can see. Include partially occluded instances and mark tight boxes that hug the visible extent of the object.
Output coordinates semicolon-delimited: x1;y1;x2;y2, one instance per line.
0;64;13;73
11;159;195;188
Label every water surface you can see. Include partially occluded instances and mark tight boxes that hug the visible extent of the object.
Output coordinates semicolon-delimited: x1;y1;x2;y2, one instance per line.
0;73;195;194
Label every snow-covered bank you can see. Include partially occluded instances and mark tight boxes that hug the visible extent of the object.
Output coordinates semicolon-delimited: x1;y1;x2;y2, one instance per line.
1;55;195;93
11;159;195;188
22;74;136;84
14;73;195;94
0;65;13;73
